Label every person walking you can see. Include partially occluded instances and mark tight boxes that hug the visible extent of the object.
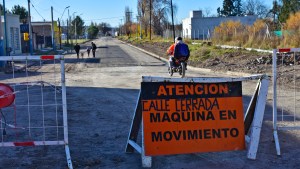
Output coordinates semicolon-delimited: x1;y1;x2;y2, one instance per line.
86;46;91;57
91;42;97;58
74;43;81;59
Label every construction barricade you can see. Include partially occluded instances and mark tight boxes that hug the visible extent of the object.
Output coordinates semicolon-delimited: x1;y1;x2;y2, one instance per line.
0;55;73;168
126;75;269;167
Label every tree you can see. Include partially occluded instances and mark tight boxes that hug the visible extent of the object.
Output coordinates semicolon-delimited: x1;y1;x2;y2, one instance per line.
221;0;234;16
217;7;221;16
242;0;269;18
233;0;243;16
0;4;10;15
137;0;177;37
71;15;85;38
285;11;300;46
0;4;3;15
87;22;99;39
11;5;28;22
98;22;111;35
278;0;300;23
201;7;212;17
137;0;149;37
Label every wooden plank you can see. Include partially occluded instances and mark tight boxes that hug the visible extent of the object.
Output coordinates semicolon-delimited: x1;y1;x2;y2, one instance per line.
244;81;260;135
247;78;269;159
128;140;142;154
125;90;143;153
141;120;152;168
142;75;265;83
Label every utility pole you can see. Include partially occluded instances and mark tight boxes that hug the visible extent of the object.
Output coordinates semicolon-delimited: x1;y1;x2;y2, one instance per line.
3;0;8;56
139;15;142;39
149;0;152;40
75;21;77;43
120;18;123;35
0;6;2;56
126;11;133;37
28;0;33;55
67;8;70;45
120;19;124;35
58;18;61;49
171;0;175;42
43;19;45;48
0;3;4;68
136;16;138;39
51;6;56;51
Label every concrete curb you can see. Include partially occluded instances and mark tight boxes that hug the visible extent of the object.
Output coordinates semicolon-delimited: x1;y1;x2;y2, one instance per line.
119;39;253;77
119;40;169;63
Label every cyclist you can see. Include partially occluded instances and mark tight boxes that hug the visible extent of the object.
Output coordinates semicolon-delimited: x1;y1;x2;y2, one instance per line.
167;37;189;69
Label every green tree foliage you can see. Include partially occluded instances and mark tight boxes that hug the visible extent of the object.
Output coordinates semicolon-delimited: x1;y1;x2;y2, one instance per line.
71;16;85;38
278;0;300;23
220;0;268;17
0;4;11;15
221;0;234;16
0;4;3;15
267;0;281;29
217;7;221;16
11;5;28;22
87;22;99;39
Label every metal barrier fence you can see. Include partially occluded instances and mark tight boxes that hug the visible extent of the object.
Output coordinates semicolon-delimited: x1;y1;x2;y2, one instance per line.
272;48;300;156
0;55;73;168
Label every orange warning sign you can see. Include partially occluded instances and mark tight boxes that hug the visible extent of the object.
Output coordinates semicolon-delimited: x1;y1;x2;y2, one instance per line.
141;82;245;156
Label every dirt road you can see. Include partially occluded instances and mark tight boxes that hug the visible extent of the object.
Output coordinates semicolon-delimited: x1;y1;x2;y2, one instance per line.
0;37;299;169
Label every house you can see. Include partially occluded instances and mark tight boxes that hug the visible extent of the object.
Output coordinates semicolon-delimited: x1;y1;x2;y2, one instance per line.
1;13;22;55
31;21;59;50
182;10;258;40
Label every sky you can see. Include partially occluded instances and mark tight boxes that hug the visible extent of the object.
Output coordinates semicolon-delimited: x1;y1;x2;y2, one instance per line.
3;0;273;27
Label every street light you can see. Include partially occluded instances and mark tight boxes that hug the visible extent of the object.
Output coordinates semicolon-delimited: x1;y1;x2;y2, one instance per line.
58;6;69;49
60;6;70;20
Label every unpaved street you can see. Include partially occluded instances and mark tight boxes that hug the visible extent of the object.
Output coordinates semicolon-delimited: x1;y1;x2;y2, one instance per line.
0;37;300;169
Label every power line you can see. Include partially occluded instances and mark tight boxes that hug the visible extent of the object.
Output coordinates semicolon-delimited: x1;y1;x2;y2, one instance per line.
31;2;46;20
53;8;63;16
83;16;124;22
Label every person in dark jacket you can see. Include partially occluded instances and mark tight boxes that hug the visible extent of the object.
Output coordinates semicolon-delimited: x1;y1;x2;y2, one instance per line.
91;42;97;58
74;43;80;59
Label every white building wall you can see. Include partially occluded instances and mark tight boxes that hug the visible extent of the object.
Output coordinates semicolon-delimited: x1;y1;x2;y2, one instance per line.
1;14;22;55
182;18;191;39
182;10;258;40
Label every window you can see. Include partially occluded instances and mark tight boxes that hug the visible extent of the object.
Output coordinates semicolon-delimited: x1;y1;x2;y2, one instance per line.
10;27;20;53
